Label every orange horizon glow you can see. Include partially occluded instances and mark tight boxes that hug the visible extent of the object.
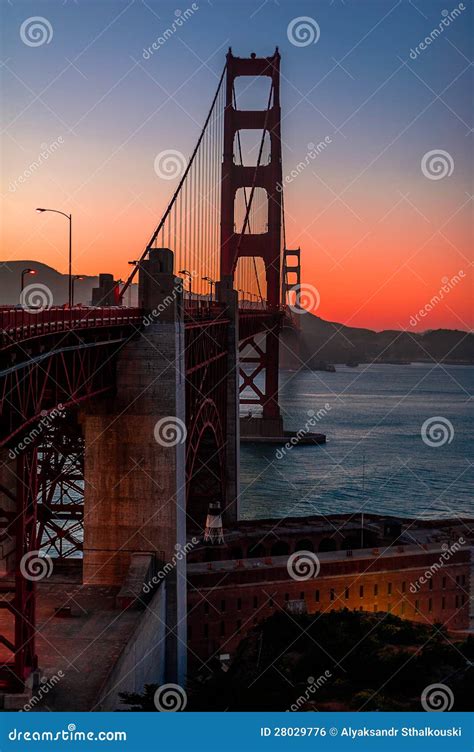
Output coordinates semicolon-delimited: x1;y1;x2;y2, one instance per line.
1;2;472;333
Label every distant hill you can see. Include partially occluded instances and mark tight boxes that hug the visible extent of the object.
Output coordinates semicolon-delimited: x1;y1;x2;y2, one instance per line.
0;261;138;306
1;263;471;363
281;312;473;366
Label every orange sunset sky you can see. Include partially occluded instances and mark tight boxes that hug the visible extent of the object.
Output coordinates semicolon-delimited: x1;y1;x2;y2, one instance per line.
1;0;472;331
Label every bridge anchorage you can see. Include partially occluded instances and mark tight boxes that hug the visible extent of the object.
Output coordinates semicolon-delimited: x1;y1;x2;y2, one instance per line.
0;49;325;703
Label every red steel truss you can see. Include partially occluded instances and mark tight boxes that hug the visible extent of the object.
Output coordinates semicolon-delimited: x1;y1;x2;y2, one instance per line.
0;450;38;691
184;309;230;526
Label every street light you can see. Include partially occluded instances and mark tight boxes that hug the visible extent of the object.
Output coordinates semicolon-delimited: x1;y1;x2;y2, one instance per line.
21;268;37;292
202;276;215;302
178;269;193;302
71;275;84;306
36;207;72;307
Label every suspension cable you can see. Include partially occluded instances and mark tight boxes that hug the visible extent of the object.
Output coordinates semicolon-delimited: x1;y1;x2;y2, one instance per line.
119;63;227;301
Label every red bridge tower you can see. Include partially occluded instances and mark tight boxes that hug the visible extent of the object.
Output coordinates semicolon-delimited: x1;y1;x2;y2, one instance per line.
220;49;283;431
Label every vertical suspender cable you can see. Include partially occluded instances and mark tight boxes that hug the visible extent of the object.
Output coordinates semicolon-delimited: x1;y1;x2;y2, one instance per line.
119;63;226;301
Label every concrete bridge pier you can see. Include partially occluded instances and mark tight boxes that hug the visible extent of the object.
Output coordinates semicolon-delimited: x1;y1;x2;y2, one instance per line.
81;248;186;685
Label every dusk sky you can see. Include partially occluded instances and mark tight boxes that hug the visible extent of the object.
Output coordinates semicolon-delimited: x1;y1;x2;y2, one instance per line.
1;0;472;330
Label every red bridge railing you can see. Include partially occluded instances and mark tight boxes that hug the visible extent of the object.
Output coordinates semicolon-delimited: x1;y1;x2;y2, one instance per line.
0;303;281;348
0;306;143;347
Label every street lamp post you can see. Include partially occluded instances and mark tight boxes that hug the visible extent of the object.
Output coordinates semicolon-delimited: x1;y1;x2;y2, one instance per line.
21;268;37;292
202;276;215;303
36;208;72;307
178;269;193;302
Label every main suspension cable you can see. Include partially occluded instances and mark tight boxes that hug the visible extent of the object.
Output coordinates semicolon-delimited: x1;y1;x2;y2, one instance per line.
120;63;227;301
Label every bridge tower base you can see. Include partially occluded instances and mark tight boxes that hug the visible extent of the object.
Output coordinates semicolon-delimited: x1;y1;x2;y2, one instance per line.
81;248;186;685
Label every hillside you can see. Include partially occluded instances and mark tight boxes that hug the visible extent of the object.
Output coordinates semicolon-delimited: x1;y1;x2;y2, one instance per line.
0;261;138;306
281;313;473;367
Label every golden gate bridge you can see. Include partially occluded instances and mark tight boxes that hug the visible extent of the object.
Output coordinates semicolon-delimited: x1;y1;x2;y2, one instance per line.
0;48;316;695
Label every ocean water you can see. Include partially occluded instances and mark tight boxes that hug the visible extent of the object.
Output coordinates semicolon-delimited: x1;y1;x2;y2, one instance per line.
239;364;474;521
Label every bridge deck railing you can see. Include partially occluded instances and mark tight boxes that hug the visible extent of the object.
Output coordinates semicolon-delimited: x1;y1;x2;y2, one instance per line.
0;306;143;347
0;302;286;348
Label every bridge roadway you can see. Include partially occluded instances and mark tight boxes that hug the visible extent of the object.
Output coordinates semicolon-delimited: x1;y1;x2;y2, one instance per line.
0;302;279;447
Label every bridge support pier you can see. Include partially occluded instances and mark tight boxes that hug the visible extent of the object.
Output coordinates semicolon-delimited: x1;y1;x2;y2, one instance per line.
81;248;186;684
